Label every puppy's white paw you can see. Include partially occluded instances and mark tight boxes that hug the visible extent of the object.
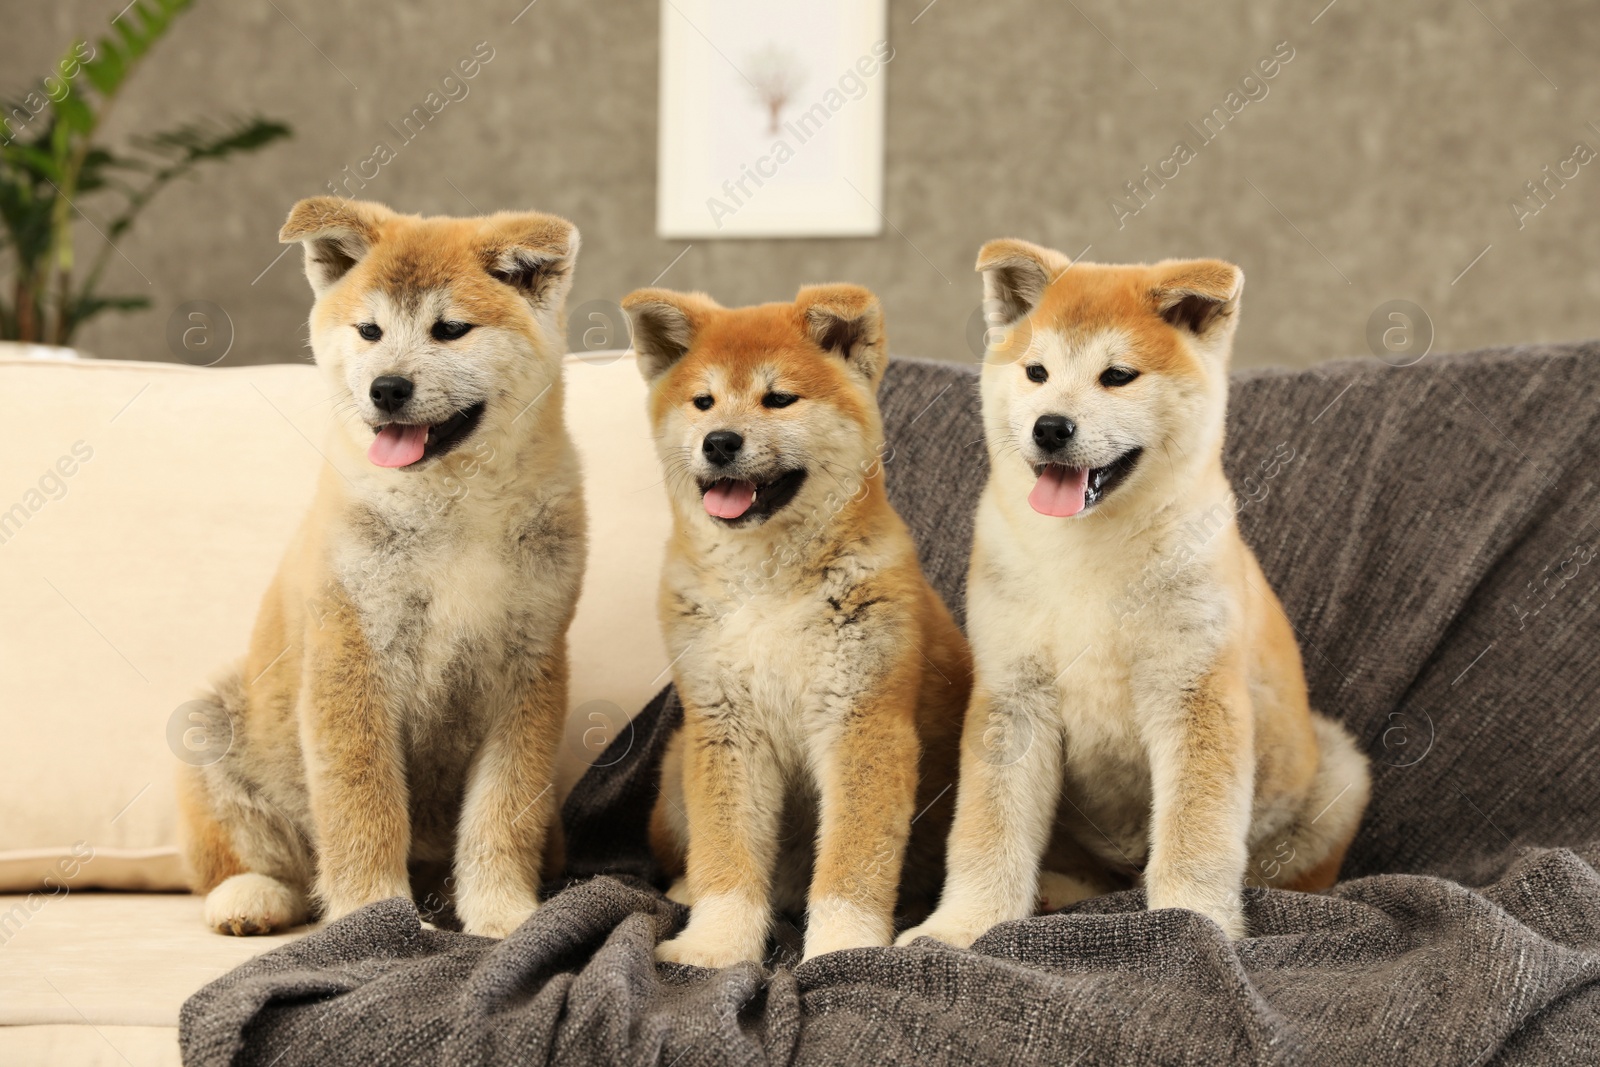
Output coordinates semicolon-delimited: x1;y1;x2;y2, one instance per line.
459;894;539;938
802;896;891;961
1189;900;1246;940
204;873;308;936
315;869;413;927
1147;883;1247;939
655;926;762;969
656;895;768;966
894;908;990;950
1159;901;1246;939
655;894;768;968
1214;910;1247;939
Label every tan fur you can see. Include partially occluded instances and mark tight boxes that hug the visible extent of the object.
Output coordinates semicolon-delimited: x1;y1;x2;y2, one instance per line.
623;284;972;966
175;761;246;893
178;198;586;937
900;242;1369;948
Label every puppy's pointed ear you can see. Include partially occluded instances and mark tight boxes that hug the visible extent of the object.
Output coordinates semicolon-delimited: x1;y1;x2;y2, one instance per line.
797;283;886;384
483;213;581;314
1150;259;1243;338
975;238;1068;326
279;197;393;296
622;288;715;381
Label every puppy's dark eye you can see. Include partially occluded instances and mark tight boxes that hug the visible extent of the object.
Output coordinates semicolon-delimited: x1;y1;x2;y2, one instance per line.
762;392;799;409
1025;364;1048;383
431;320;474;341
357;323;382;342
1100;367;1140;387
693;395;714;411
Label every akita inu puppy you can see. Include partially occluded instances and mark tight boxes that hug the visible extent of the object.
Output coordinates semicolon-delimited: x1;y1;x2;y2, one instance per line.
178;198;586;937
900;242;1369;947
622;284;972;966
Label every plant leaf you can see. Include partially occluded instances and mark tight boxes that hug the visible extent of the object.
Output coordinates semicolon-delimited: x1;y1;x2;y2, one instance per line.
52;91;94;137
1;142;65;183
136;116;293;165
81;38;123;95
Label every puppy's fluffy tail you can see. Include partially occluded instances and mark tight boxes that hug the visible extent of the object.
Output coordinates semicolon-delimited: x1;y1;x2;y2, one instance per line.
176;668;251;893
177;666;310;895
1275;713;1371;892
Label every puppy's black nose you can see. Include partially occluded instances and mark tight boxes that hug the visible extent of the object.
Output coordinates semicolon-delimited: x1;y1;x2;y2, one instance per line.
1032;414;1076;452
370;375;414;414
702;430;744;466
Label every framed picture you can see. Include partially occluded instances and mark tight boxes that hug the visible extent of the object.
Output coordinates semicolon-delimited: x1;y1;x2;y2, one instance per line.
656;0;890;238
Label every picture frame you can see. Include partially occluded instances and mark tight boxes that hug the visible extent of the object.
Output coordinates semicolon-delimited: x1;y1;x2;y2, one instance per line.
656;0;890;239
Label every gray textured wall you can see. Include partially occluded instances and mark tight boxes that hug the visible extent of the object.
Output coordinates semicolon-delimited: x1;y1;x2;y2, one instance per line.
8;0;1598;370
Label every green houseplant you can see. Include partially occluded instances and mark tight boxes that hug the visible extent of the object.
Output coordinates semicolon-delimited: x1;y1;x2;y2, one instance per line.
0;0;291;346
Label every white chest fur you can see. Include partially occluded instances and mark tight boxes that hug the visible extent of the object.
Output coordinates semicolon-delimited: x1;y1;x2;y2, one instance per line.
666;541;903;768
328;467;577;725
967;491;1233;867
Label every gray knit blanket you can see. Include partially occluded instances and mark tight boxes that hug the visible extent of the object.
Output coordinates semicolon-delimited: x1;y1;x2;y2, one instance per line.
182;343;1600;1066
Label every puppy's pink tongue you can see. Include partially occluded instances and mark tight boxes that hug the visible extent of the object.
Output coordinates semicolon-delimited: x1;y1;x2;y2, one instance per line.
368;424;428;468
703;480;757;519
1029;465;1089;517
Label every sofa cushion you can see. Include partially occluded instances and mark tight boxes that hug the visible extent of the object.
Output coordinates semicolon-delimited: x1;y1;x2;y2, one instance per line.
0;1025;182;1067
0;892;304;1028
0;351;669;892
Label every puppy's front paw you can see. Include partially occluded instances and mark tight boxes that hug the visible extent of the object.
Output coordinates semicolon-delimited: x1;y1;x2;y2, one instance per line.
894;909;990;950
459;894;539;939
654;892;768;968
204;873;308;936
802;896;891;961
320;888;411;926
315;866;413;926
1195;902;1246;940
802;928;886;961
655;918;765;969
1147;884;1246;939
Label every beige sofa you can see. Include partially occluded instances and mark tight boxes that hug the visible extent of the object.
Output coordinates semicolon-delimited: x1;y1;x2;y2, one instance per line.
0;351;671;1066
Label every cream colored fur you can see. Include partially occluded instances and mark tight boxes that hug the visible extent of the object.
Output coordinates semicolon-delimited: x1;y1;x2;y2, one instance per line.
900;242;1369;948
624;285;971;967
178;199;585;938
